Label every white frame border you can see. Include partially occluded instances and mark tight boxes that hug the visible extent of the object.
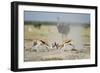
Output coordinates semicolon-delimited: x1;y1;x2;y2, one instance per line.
18;5;96;68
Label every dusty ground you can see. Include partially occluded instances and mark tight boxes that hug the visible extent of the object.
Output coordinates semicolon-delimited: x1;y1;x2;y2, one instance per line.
24;48;90;62
24;25;90;62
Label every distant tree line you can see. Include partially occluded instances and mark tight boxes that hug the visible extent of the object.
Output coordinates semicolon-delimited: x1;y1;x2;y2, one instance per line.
24;21;56;25
82;23;90;28
24;21;57;29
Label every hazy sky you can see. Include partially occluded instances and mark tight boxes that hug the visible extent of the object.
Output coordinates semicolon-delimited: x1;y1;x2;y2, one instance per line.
24;11;90;23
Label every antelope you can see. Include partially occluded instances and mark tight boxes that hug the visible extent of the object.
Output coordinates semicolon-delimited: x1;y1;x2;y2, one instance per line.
59;39;76;51
31;40;49;52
